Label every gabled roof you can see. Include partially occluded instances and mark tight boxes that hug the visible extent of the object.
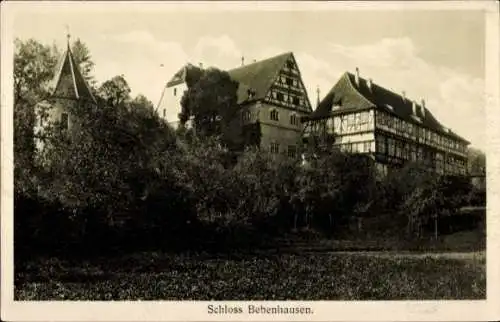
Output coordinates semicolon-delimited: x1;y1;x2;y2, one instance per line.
51;43;96;104
162;52;308;108
227;52;293;104
309;72;469;143
166;63;202;87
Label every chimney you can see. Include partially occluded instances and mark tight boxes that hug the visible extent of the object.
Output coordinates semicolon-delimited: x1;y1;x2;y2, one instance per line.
253;59;257;63
316;86;320;108
241;56;245;66
199;62;203;68
412;100;417;115
421;103;426;118
355;67;360;86
402;91;406;102
367;78;373;91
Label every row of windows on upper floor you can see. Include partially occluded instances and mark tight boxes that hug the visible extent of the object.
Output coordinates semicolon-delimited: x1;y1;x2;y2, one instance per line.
243;109;300;126
269;90;306;107
376;111;467;154
375;135;467;168
306;110;467;156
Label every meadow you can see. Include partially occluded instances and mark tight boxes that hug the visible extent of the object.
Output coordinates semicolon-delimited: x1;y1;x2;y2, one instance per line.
15;233;485;301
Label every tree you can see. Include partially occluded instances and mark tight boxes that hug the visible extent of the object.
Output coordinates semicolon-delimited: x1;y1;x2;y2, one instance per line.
13;38;60;195
98;75;131;107
468;148;486;175
70;38;97;91
130;94;154;112
179;68;241;146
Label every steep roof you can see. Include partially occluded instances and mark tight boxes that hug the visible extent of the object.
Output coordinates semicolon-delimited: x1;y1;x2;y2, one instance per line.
227;52;293;104
51;43;96;104
309;72;469;143
166;63;203;87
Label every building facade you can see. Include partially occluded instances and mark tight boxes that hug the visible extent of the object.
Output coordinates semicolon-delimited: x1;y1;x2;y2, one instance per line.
157;52;313;156
35;37;97;152
302;68;470;176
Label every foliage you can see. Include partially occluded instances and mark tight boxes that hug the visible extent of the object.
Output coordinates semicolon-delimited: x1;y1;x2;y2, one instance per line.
179;67;251;150
468;147;486;175
97;75;131;107
15;252;485;300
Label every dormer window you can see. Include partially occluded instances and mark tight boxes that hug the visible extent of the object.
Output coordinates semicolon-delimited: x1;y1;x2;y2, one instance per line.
270;109;279;121
247;88;256;100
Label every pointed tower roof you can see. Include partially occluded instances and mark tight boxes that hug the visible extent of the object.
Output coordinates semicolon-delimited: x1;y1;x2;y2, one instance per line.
50;34;96;104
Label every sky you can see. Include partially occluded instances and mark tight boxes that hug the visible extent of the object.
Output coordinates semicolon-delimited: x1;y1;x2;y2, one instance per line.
11;3;487;149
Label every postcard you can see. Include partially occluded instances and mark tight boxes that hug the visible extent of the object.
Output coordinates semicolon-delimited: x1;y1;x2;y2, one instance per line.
1;1;499;321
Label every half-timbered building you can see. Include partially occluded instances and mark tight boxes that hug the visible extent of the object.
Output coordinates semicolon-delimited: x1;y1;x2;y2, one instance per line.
302;68;470;176
157;52;313;156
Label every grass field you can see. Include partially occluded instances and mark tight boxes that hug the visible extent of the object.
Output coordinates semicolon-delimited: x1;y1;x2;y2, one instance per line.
15;250;485;301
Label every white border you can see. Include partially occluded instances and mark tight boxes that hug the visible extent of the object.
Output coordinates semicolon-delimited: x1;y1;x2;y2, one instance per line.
2;1;500;321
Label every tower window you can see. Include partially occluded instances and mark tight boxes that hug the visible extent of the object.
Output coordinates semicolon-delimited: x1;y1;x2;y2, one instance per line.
60;113;69;130
270;109;279;121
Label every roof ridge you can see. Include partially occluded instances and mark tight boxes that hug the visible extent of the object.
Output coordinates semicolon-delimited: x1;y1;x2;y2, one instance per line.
67;48;80;99
68;49;97;103
228;51;292;72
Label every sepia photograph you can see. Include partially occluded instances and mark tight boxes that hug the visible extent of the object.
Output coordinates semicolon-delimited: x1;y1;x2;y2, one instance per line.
1;1;499;321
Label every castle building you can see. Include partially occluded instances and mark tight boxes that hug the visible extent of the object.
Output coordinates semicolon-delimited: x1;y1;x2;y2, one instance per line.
156;52;313;156
302;68;470;176
35;34;97;152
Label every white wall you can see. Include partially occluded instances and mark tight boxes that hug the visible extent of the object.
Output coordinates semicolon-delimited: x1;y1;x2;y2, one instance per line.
157;83;187;126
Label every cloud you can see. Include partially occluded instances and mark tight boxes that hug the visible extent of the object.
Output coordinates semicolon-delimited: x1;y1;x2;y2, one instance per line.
93;30;189;105
192;35;241;69
296;37;485;149
90;32;485;148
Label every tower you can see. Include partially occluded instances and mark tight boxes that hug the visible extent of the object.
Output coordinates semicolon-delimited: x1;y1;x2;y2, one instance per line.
35;30;97;152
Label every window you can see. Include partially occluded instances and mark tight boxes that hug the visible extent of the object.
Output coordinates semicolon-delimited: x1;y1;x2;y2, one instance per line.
242;110;251;122
286;78;293;86
60;113;69;130
286;60;294;69
293;97;300;106
411;144;417;161
388;138;395;156
173;88;177;96
290;114;298;126
270;109;279;121
376;136;386;154
276;92;284;101
287;145;297;158
270;142;280;154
